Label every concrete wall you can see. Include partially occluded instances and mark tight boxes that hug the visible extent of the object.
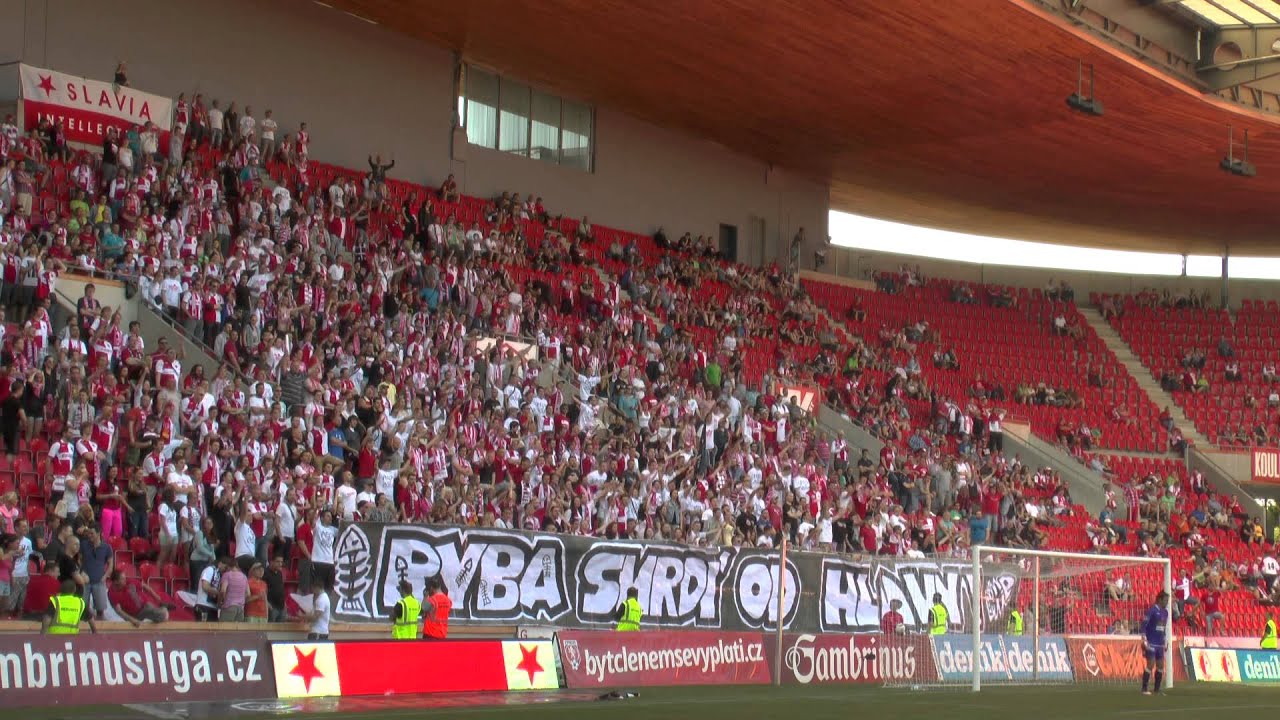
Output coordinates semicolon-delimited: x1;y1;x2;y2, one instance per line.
55;274;134;328
1;0;827;267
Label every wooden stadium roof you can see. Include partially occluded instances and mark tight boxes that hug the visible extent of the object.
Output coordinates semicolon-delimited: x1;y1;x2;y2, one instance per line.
327;0;1280;255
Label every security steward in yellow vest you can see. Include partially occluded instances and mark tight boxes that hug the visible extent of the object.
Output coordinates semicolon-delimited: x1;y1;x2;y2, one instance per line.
41;580;97;635
1262;613;1278;650
392;580;421;640
929;592;949;636
1007;608;1024;636
616;587;643;631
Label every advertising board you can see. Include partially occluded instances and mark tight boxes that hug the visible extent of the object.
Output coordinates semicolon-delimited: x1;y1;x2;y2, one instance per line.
556;630;770;688
0;633;273;707
272;639;558;698
775;633;938;685
933;634;1073;682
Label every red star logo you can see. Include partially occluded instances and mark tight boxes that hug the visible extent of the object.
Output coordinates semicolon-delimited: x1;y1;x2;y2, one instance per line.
515;644;544;683
36;75;55;96
289;647;324;692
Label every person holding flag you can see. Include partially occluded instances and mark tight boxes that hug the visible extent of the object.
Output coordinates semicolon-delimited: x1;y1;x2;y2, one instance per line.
1139;590;1169;696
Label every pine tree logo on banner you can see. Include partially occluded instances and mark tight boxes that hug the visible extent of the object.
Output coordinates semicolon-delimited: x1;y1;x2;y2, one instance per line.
335;525;372;614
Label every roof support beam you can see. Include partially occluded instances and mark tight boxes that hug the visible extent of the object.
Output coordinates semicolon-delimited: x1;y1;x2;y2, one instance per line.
1197;25;1280;88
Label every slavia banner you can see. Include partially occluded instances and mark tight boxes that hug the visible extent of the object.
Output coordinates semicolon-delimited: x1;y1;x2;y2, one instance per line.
557;630;770;688
20;63;173;144
0;633;274;707
332;523;1019;634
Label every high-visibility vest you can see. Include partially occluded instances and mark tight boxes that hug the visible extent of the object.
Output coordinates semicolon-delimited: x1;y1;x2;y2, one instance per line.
930;604;949;635
1263;619;1278;650
616;597;643;631
423;592;451;639
1008;610;1024;636
393;595;421;640
48;594;86;635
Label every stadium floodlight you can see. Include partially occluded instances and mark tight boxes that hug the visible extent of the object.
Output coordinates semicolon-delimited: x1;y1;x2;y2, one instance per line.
1221;126;1257;177
1067;61;1104;116
876;547;1171;693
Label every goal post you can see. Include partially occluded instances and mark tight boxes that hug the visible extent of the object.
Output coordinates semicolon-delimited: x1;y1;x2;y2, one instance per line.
969;546;1172;692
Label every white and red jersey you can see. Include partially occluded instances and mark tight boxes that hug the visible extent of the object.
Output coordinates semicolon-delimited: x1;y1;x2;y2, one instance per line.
75;437;100;478
48;440;76;477
91;419;116;456
428;447;449;482
154;356;181;390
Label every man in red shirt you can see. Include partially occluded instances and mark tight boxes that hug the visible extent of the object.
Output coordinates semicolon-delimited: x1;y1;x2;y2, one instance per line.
1203;582;1226;636
880;598;905;635
22;562;59;621
856;515;878;554
106;570;169;625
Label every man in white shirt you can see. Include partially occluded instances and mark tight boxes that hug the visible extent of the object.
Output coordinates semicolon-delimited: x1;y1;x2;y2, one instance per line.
259;109;278;158
335;474;358;522
208;101;225;148
9;518;32;612
310;511;337;592
305;580;331;640
166;457;196;506
276;488;298;560
1263;553;1280;593
159;268;184;319
239;107;256;140
194;557;227;622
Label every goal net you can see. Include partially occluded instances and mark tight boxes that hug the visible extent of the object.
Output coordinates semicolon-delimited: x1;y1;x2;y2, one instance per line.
876;547;1171;691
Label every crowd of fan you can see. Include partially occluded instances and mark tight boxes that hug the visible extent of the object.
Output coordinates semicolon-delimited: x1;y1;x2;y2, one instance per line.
0;87;1269;628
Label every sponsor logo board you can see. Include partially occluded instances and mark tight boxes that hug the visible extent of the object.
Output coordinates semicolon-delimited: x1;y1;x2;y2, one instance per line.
0;634;273;707
933;635;1073;682
557;630;770;688
1237;650;1280;683
775;633;938;685
1188;648;1242;683
1251;449;1280;484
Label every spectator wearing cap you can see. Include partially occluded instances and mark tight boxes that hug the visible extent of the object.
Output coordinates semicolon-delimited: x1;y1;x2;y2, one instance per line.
245;562;268;624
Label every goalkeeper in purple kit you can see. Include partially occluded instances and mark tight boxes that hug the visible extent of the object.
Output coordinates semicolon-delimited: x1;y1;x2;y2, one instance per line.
1139;590;1169;695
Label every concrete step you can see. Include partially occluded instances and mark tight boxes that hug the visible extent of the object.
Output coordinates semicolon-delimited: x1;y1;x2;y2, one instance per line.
1078;307;1211;448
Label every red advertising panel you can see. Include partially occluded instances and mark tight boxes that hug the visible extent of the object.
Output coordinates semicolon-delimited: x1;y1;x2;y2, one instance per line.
1251;449;1280;484
0;634;274;707
557;631;771;688
1065;636;1188;682
272;640;558;698
773;633;938;685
